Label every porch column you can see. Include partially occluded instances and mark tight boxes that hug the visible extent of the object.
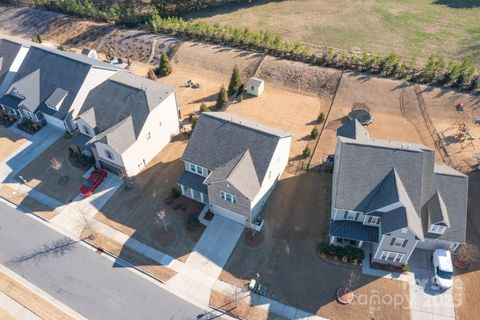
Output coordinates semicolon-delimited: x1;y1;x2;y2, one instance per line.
190;189;194;198
200;192;204;204
329;236;335;245
180;184;185;195
358;241;363;248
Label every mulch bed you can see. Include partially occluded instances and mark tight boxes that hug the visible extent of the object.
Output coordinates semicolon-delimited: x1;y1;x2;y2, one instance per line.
319;254;362;267
336;287;354;304
454;257;470;270
151;228;176;246
244;231;264;248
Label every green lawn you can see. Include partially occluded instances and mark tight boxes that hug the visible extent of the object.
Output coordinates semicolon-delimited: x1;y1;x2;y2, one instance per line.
185;0;480;65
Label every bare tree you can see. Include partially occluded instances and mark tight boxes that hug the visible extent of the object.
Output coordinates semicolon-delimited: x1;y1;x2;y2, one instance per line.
156;209;168;233
50;157;66;181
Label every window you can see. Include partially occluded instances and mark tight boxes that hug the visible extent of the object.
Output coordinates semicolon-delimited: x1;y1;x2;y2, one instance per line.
345;211;356;221
380;251;405;263
390;238;407;248
430;224;446;234
251;86;254;90
221;191;237;204
189;163;203;175
365;216;379;225
82;125;90;135
146;132;151;140
105;150;114;160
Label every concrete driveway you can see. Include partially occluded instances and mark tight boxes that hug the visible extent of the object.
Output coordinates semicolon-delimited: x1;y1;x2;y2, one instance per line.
168;215;244;305
408;249;456;320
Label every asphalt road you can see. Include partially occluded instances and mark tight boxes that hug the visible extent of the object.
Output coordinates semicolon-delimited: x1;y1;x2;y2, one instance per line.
0;201;204;320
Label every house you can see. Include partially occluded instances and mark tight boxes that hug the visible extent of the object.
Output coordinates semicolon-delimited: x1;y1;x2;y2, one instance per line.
0;39;120;131
178;112;291;228
0;37;29;96
246;77;264;97
74;72;179;176
329;120;468;266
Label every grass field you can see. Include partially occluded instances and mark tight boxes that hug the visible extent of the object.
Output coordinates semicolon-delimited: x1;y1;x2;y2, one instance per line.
185;0;480;65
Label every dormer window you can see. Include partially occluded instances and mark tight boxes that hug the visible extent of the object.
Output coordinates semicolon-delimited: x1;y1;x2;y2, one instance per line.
364;215;380;225
430;224;446;234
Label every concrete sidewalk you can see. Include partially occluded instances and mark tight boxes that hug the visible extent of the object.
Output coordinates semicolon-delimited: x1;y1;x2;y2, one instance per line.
0;292;41;320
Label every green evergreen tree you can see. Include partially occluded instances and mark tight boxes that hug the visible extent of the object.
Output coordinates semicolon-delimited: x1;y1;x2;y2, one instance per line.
227;65;242;97
199;102;209;113
156;52;172;77
216;86;228;109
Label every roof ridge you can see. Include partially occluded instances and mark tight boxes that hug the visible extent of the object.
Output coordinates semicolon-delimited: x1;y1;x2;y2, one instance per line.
226;149;251;181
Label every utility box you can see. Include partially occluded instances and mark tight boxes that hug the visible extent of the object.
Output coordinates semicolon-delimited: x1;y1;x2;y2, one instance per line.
246;77;265;97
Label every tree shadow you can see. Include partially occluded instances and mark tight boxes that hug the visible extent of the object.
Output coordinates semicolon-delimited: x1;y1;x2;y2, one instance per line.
431;0;480;9
182;0;283;19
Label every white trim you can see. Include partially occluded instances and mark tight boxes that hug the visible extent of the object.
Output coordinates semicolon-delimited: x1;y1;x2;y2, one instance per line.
380;251;405;263
392;237;406;248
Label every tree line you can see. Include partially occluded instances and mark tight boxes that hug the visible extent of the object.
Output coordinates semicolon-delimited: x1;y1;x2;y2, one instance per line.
32;0;479;91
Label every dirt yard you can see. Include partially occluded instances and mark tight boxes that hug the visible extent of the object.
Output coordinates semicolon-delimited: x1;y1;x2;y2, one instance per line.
219;170;410;319
227;86;327;160
95;136;204;262
18;136;88;204
311;72;432;167
0;270;74;320
0;127;26;163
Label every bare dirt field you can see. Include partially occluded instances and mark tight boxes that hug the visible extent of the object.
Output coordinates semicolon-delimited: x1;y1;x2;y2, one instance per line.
173;41;263;79
18;136;87;204
95;136;204;262
0;127;26;163
418;86;480;173
0;270;74;320
0;6;61;39
219;170;410;319
227;86;327;160
311;72;432;167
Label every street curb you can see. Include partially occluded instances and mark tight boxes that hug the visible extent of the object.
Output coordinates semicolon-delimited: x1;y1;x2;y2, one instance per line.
0;265;88;320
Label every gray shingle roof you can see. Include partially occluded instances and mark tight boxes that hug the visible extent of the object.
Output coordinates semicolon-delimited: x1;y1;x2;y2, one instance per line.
178;171;208;194
78;72;175;154
183;112;291;187
204;149;261;200
0;38;22;89
330;220;379;242
0;94;22;110
7;46;94;118
334;125;467;244
336;119;369;140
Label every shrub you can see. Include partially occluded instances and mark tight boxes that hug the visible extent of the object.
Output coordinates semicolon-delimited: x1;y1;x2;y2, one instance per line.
342;256;348;263
302;146;311;158
215;86;228;109
191;115;199;129
317;243;365;264
317;112;325;123
146;68;157;80
199;102;209;113
156;52;172;77
401;265;409;273
228;65;243;97
64;132;73;140
311;127;319;139
171;187;181;199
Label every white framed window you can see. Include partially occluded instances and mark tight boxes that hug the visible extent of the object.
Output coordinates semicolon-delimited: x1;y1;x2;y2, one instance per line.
221;191;237;204
380;251;405;263
430;224;446;234
105;150;114;160
346;211;356;221
146;132;151;140
365;216;379;225
189;163;203;175
391;238;407;248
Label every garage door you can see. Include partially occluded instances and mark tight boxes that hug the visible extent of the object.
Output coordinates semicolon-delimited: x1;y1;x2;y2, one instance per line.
211;205;247;225
99;160;125;176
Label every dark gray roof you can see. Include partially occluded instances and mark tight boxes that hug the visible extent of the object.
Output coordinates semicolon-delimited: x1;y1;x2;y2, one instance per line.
334;126;467;244
183;112;291;187
336;119;369;140
7;46;93;118
0;38;22;88
78;72;175;154
178;171;208;194
204;149;261;200
71;133;91;150
330;220;379;243
0;93;22;110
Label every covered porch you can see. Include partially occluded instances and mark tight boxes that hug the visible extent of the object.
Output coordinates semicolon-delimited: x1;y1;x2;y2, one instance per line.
329;220;379;248
178;171;209;205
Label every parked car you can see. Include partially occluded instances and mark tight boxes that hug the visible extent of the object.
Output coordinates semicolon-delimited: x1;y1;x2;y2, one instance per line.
80;168;107;197
432;249;454;290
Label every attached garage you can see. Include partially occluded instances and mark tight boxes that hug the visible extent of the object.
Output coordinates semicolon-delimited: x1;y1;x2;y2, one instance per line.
211;204;247;225
99;160;125;176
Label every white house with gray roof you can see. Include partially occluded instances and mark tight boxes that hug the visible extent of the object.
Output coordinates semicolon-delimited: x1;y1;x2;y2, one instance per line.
330;120;468;266
179;112;291;227
0;36;120;131
74;72;179;176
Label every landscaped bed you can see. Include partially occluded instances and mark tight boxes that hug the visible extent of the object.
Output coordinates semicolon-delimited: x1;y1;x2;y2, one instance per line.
317;243;364;266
